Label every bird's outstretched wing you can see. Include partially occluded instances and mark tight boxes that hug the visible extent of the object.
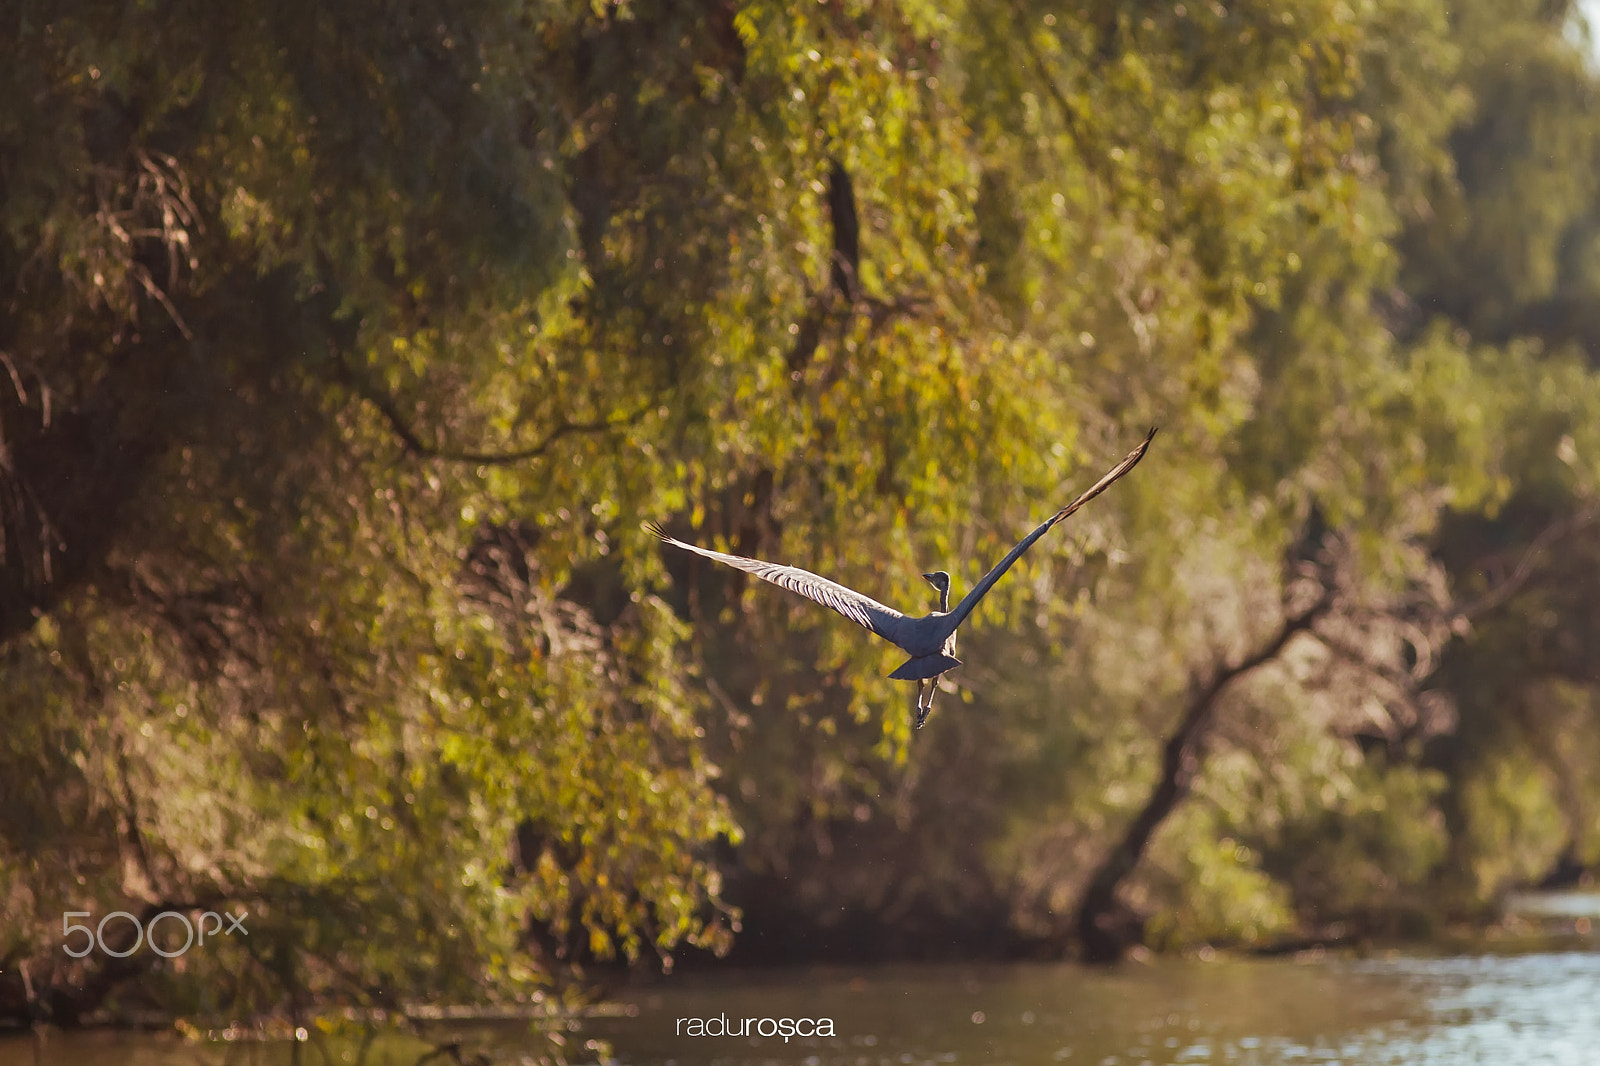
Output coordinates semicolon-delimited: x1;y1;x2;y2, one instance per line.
938;427;1157;636
1046;426;1158;525
647;523;908;641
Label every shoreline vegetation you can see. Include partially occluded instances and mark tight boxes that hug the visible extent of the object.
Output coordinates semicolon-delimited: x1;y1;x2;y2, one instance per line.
4;0;1600;1050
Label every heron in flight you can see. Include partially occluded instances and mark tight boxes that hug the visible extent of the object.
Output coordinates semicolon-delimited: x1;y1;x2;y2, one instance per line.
649;428;1155;728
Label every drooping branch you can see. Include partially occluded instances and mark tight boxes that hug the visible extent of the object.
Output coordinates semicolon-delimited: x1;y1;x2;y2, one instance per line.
1453;504;1598;626
786;161;861;381
785;161;937;387
341;360;654;466
0;352;164;648
1002;0;1186;245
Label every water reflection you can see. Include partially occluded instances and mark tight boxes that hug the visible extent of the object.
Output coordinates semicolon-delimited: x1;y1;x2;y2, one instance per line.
1348;953;1600;1065
587;953;1600;1066
1;951;1596;1066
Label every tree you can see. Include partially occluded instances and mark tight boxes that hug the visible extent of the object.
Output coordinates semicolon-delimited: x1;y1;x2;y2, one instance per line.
1391;0;1600;908
1;0;748;1029
7;0;1600;1030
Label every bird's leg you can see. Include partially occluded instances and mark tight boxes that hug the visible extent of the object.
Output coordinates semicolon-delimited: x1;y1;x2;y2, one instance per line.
916;674;939;729
911;679;927;725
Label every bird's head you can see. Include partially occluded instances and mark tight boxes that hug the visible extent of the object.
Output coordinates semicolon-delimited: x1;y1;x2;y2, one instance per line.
921;570;952;611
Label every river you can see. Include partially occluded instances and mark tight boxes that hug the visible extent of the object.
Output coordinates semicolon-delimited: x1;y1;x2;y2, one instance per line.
2;949;1596;1065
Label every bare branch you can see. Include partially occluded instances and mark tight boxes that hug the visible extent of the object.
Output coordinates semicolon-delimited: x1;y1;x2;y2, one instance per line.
0;350;29;406
1305;622;1412;705
1455;504;1598;626
341;358;653;465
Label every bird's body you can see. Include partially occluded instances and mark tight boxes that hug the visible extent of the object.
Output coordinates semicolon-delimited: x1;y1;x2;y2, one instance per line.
650;428;1155;727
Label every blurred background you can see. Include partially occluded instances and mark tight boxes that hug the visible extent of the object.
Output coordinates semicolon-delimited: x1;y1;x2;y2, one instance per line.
2;0;1599;1060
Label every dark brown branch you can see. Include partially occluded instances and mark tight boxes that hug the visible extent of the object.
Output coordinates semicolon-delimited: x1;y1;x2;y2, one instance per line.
115;748;162;900
1455;505;1598;625
342;361;653;465
1075;584;1336;963
786;162;934;387
1308;624;1414;689
826;160;861;302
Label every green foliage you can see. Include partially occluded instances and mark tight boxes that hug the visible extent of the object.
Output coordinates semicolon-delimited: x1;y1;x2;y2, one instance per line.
4;0;1600;1026
1399;0;1600;339
1455;747;1568;901
1398;0;1600;910
1141;797;1298;951
1256;753;1450;927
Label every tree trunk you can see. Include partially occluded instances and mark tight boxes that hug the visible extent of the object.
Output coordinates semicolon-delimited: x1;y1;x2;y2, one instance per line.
1076;590;1334;963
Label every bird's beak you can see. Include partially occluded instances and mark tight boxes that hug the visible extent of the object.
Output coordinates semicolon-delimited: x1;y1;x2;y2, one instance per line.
921;572;937;582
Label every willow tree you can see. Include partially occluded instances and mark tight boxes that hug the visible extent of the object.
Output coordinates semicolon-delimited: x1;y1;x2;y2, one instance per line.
1;0;1174;1021
1397;0;1600;908
0;0;759;1027
654;0;1544;960
5;0;1597;1027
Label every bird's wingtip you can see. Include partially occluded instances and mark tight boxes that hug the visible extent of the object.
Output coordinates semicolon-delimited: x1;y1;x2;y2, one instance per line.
643;520;671;541
1131;426;1158;458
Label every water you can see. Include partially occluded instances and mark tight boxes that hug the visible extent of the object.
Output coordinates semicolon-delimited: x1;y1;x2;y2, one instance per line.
2;951;1597;1065
1505;891;1600;920
585;953;1600;1066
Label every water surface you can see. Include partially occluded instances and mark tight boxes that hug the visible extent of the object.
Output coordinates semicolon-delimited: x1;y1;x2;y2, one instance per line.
586;952;1600;1066
2;950;1596;1065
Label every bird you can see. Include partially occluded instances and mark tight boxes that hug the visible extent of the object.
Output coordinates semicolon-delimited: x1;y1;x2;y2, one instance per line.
648;428;1155;728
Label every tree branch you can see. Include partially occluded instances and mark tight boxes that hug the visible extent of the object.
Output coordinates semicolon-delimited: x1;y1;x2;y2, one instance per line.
1075;581;1336;963
341;359;653;465
1455;504;1597;626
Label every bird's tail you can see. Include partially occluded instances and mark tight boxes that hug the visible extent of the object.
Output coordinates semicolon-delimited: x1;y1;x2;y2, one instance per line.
889;653;962;681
